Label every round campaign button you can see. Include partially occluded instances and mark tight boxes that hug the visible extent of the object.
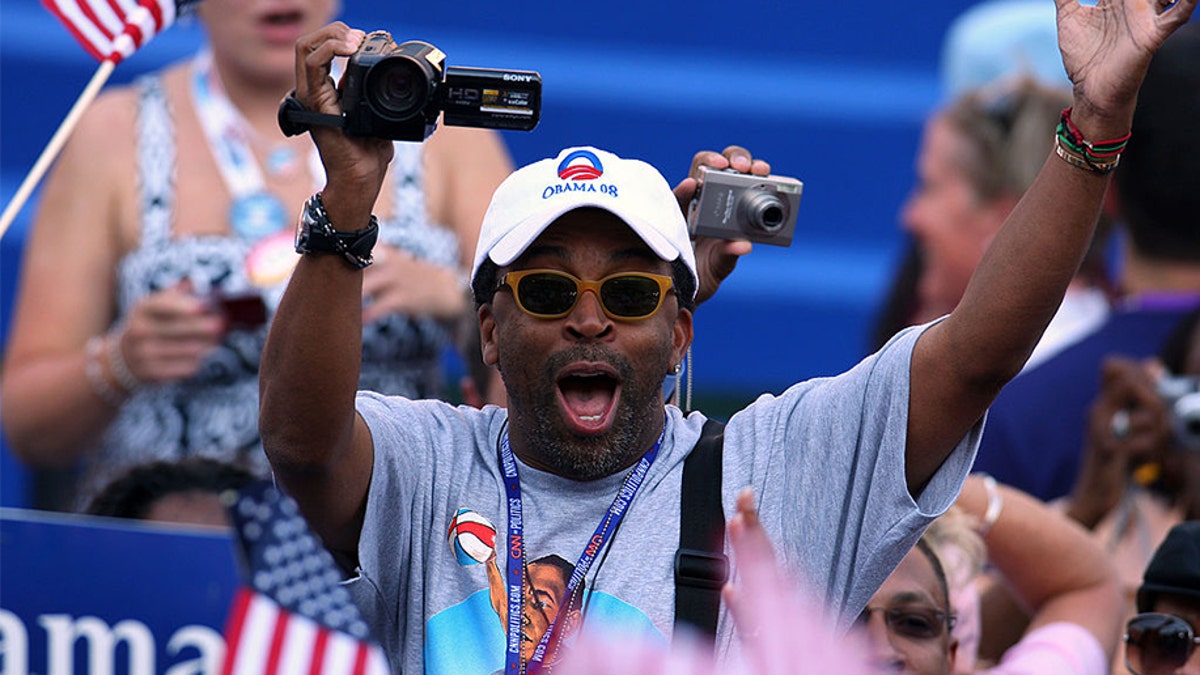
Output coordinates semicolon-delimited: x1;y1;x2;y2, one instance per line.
230;192;288;242
246;229;300;287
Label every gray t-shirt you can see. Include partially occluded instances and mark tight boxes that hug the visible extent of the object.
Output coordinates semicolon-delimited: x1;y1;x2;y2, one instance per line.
349;323;978;674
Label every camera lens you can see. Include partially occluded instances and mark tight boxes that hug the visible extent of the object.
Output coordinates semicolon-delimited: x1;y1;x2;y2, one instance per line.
739;187;788;234
1172;392;1200;451
365;57;430;120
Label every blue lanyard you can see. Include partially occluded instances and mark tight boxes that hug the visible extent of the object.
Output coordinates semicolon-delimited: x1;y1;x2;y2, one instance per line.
190;50;268;201
498;419;665;675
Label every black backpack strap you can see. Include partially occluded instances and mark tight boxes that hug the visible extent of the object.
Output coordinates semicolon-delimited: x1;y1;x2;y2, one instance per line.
674;418;729;640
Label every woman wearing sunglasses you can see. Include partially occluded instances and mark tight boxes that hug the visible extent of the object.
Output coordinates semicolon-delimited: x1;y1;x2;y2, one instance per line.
1124;521;1200;675
859;474;1123;674
1066;305;1200;675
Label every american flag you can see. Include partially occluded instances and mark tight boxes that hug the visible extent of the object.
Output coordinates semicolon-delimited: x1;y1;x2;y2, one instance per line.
222;481;391;675
41;0;202;63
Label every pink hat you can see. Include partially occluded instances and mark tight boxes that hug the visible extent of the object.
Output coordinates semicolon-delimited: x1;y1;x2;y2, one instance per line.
470;146;698;297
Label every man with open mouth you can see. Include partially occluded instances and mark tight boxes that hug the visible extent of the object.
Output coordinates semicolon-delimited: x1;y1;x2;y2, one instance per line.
259;4;1196;671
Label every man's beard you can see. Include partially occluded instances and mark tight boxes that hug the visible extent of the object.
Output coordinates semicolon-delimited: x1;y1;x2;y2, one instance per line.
504;344;667;481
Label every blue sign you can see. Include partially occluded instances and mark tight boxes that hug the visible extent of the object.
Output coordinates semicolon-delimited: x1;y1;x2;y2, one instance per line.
0;508;241;674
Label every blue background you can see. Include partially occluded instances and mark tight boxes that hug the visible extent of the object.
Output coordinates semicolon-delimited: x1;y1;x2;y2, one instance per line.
1;0;985;507
0;508;240;674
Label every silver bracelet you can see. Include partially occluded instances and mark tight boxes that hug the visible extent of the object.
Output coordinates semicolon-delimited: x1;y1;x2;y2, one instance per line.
978;474;1004;536
84;336;125;407
106;329;141;393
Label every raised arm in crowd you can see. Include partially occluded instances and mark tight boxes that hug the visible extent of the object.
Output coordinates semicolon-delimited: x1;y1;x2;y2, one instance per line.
258;0;1195;670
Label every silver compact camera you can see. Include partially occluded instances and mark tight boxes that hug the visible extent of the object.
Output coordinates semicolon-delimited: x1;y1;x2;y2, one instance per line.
1159;375;1200;451
686;166;803;247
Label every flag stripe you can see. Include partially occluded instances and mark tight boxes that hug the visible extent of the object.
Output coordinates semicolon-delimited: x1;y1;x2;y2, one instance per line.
320;631;357;675
42;0;112;60
222;482;392;674
92;0;125;35
221;589;254;675
264;605;291;674
41;0;179;63
366;646;390;675
233;594;282;674
351;642;369;675
130;2;165;41
141;0;167;31
112;2;165;61
307;628;329;675
225;592;396;674
103;0;127;30
277;612;318;674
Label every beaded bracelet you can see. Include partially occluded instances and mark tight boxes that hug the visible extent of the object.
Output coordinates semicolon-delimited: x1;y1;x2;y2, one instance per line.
977;474;1005;537
1053;107;1130;175
85;336;126;407
106;329;142;393
1055;137;1120;175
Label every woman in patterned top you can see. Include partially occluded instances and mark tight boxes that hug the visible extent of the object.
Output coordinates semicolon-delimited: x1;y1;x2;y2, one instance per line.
0;0;513;508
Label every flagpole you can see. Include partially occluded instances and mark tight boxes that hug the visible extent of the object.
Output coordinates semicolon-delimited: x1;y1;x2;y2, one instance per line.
0;59;116;241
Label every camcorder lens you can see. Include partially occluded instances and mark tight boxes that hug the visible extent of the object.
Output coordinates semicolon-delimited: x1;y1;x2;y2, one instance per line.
366;57;428;120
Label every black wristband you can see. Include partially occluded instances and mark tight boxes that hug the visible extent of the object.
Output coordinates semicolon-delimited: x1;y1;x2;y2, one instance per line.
294;193;379;269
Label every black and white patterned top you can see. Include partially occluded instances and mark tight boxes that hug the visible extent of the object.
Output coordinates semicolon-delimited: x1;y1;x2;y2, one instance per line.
75;75;462;506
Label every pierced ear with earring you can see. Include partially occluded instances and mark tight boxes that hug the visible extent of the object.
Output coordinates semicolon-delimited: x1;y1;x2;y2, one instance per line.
665;363;683;408
667;347;692;411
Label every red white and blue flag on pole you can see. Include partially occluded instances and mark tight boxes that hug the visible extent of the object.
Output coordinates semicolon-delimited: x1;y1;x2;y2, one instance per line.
40;0;201;63
1;0;201;239
221;481;391;675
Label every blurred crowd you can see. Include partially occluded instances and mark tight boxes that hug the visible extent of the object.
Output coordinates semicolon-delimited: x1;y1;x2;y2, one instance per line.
4;1;1200;674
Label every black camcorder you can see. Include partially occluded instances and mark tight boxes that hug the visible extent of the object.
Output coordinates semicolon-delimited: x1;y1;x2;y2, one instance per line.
280;31;541;142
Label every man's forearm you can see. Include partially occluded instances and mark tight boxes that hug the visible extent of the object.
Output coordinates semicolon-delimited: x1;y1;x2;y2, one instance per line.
906;153;1112;490
260;250;366;471
949;154;1108;380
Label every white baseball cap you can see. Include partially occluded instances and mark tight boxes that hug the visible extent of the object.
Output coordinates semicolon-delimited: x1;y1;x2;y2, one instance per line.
470;146;698;297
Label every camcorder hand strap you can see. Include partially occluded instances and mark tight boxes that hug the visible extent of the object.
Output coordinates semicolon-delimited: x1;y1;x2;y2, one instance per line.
674;418;729;644
277;92;346;137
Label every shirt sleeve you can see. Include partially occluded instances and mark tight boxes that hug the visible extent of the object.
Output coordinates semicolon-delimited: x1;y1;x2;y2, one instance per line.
984;622;1108;675
727;320;980;626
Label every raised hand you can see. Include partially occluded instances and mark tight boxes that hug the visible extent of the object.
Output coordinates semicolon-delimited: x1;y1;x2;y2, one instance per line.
292;23;394;224
1068;356;1171;528
673;146;769;305
723;487;872;674
1055;0;1197;125
555;487;871;675
119;282;226;384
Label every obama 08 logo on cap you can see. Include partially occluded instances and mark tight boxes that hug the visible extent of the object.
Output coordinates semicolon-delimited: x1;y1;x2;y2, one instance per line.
540;149;619;199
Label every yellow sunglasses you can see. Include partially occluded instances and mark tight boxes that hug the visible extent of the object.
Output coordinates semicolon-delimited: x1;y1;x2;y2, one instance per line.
497;269;674;320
